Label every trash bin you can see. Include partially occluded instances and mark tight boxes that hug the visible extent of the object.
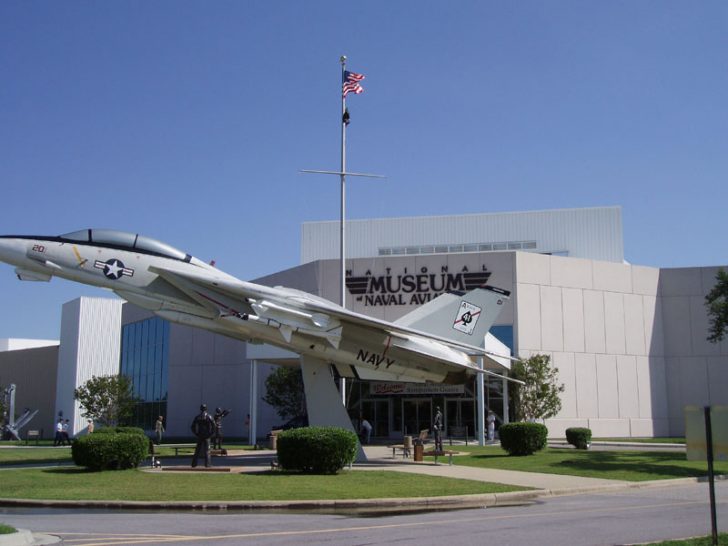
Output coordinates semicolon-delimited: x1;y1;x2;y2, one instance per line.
413;443;424;462
269;430;281;450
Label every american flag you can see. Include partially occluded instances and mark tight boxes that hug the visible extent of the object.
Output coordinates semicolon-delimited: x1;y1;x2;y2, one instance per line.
342;70;365;97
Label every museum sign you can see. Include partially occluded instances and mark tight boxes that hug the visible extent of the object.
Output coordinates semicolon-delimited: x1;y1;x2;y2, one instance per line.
346;264;491;307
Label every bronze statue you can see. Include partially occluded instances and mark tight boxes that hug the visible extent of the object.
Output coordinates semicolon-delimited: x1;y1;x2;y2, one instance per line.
212;407;231;450
190;404;216;468
433;406;443;453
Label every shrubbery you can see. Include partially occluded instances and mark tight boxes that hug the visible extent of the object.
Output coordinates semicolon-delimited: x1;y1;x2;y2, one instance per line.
565;427;592;449
72;430;149;470
498;422;548;456
94;426;146;436
277;426;358;474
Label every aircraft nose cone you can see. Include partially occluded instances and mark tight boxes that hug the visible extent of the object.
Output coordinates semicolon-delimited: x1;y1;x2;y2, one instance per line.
0;237;28;267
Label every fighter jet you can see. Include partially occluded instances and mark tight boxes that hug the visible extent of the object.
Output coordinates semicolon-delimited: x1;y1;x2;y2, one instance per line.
0;229;516;442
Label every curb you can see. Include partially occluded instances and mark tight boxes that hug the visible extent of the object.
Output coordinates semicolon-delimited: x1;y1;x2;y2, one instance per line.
0;529;61;546
0;475;723;513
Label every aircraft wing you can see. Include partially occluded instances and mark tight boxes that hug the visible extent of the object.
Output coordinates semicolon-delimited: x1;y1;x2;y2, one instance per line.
149;264;508;355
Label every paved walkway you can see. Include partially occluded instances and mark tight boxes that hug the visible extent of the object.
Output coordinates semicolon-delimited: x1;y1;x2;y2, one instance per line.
151;443;688;496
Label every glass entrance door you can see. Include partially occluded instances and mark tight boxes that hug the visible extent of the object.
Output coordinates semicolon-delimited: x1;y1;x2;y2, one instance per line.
360;399;389;438
402;398;432;436
445;398;476;438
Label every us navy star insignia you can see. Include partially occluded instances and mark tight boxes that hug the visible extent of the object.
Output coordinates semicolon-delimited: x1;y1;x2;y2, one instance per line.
94;259;134;280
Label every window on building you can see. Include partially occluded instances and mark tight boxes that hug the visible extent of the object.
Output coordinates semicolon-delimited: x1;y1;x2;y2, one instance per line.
120;317;169;431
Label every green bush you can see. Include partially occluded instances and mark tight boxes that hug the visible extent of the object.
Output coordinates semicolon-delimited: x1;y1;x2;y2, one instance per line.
72;432;149;471
94;426;146;436
565;427;592;449
499;422;548;456
277;426;358;474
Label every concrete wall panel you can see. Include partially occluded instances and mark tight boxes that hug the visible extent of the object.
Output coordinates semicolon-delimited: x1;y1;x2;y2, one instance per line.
660;268;703;297
616;355;639;418
552;352;577;418
588;418;630;437
604;292;626;355
596;354;619;418
632;266;659;296
593;261;632;293
562;288;585;353
583;290;606;353
661;297;692;357
574;353;598;417
550;256;593;289
643;296;665;357
516;252;550;286
623;294;646;355
540;286;564;352
708;356;728;405
515;283;541;352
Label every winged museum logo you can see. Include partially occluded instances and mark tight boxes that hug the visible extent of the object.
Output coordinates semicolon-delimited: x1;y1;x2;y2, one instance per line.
345;264;491;307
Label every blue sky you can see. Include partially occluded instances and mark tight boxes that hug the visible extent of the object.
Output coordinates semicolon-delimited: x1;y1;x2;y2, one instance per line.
1;1;726;340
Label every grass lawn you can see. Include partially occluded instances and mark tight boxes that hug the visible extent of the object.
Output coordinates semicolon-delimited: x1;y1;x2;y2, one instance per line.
0;467;525;501
650;534;728;545
592;437;685;444
0;447;72;466
444;446;728;481
0;443;254;466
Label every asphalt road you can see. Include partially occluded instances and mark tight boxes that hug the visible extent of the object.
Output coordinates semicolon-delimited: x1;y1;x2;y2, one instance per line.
1;481;725;546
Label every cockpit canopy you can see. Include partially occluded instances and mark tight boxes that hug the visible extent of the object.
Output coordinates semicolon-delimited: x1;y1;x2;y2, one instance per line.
60;229;190;262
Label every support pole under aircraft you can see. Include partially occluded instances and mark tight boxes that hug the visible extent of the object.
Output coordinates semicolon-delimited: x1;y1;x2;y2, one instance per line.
477;356;485;446
300;355;366;462
248;360;258;446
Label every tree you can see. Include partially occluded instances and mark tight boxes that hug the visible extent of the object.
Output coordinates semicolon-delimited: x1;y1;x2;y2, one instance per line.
706;268;728;343
73;374;137;427
262;366;306;420
510;354;565;422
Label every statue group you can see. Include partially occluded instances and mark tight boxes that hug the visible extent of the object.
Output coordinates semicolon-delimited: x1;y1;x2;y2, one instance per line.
190;404;231;468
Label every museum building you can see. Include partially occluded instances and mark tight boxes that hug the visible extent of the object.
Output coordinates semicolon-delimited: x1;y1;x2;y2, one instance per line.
1;206;725;441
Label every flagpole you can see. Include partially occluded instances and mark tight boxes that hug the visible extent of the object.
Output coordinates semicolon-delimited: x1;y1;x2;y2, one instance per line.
339;55;348;405
300;56;384;407
340;55;347;309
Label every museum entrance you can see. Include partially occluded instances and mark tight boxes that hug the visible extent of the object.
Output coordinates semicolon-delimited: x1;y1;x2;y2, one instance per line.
445;398;476;437
402;398;432;436
346;374;509;440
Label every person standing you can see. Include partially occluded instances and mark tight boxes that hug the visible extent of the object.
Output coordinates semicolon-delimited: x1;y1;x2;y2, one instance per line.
61;419;71;445
360;418;372;444
54;418;63;446
433;406;443;453
86;420;94;435
154;416;165;445
487;410;496;442
190;404;216;468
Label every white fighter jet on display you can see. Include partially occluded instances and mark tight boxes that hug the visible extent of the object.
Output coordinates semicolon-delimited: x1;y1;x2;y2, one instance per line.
0;229;516;446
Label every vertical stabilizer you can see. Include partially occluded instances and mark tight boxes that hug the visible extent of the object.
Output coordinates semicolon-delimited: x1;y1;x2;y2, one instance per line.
395;286;510;346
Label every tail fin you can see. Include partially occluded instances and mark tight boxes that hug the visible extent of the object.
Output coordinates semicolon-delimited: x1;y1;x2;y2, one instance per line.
395;285;510;346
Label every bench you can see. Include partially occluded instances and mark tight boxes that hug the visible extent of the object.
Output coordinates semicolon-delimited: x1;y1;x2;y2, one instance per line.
388;429;429;459
161;443;197;456
424;449;457;465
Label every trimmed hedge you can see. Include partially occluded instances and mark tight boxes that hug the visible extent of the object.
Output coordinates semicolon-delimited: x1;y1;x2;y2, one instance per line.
94;426;146;436
565;427;592;449
277;426;358;474
499;422;548;456
72;431;149;471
